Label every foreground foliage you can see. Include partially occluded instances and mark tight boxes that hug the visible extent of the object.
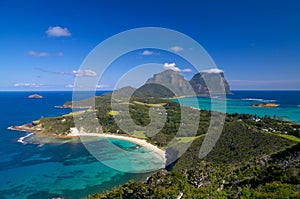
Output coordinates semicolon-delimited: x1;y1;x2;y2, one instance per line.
87;143;300;199
36;94;300;198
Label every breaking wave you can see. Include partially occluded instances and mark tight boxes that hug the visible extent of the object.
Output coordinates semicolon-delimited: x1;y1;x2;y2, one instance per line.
17;133;34;144
241;98;277;103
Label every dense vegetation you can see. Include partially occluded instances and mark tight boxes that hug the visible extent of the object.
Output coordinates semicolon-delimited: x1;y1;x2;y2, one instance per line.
87;143;300;199
34;92;300;198
39;94;207;143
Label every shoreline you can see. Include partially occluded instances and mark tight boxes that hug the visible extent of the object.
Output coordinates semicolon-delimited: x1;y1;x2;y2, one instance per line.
68;128;166;164
8;125;166;164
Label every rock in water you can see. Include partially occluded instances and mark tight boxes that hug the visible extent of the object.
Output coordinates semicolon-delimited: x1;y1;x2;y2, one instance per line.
28;94;43;99
252;103;279;107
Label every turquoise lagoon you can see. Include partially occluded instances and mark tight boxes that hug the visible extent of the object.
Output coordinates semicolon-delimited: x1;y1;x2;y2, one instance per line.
0;91;299;199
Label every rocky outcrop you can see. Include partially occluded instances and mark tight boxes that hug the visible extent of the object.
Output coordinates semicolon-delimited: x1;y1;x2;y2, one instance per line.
144;69;195;97
252;103;279;107
28;94;43;99
110;69;231;98
55;102;72;108
189;72;231;95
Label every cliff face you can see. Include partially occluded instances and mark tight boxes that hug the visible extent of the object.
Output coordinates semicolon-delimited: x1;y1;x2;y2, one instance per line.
189;72;231;95
142;69;195;97
124;69;231;98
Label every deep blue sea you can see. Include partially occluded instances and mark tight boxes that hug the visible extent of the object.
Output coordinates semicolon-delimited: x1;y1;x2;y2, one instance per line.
0;91;162;199
0;91;299;199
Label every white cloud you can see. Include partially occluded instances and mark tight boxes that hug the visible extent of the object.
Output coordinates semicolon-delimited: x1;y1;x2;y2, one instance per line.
164;62;175;68
14;83;42;87
201;68;224;73
182;68;192;73
163;62;181;72
65;84;73;88
46;26;71;37
96;84;106;89
141;50;153;56
170;46;184;52
66;84;105;89
72;69;97;77
57;52;64;56
38;68;97;77
28;50;49;57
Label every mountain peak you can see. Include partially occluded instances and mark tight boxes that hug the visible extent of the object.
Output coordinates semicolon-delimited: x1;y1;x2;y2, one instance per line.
190;72;231;94
144;69;194;97
146;69;184;84
133;69;231;98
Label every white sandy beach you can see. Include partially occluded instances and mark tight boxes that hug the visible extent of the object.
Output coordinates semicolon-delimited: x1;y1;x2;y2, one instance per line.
68;128;166;164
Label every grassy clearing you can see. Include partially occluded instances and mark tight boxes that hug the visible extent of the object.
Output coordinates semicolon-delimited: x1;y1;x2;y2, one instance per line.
131;131;147;139
175;135;205;143
62;109;96;117
146;103;166;107
108;110;119;116
119;102;133;105
32;120;40;125
271;133;300;142
133;101;146;105
133;101;166;107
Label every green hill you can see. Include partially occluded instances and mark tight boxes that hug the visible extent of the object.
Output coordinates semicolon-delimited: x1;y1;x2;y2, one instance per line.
25;69;300;198
35;94;300;198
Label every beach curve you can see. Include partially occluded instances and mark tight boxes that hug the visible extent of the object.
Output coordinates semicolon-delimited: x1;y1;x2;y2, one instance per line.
68;128;166;164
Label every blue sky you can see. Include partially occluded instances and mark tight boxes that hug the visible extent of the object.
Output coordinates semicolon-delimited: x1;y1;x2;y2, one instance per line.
0;0;299;90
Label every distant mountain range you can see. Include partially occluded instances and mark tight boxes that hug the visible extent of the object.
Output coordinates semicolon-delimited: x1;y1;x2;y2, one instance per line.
122;69;231;98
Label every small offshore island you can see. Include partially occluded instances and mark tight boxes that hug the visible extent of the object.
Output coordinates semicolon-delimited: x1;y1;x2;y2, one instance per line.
28;93;43;99
10;70;300;198
252;103;279;108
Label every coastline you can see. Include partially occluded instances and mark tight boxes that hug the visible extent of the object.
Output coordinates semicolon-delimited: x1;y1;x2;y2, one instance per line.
68;128;166;164
8;124;166;164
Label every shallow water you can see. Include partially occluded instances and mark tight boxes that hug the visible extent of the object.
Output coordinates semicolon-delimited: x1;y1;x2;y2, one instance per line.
175;91;300;123
0;91;299;199
0;91;162;199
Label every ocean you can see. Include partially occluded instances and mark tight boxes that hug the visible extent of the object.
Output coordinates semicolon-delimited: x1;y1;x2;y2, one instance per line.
0;91;299;199
0;91;162;199
176;91;300;124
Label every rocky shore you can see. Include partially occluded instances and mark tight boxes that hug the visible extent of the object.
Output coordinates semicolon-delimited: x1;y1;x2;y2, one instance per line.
252;103;279;108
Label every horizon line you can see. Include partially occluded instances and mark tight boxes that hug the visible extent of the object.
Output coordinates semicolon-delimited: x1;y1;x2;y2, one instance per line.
0;89;300;92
